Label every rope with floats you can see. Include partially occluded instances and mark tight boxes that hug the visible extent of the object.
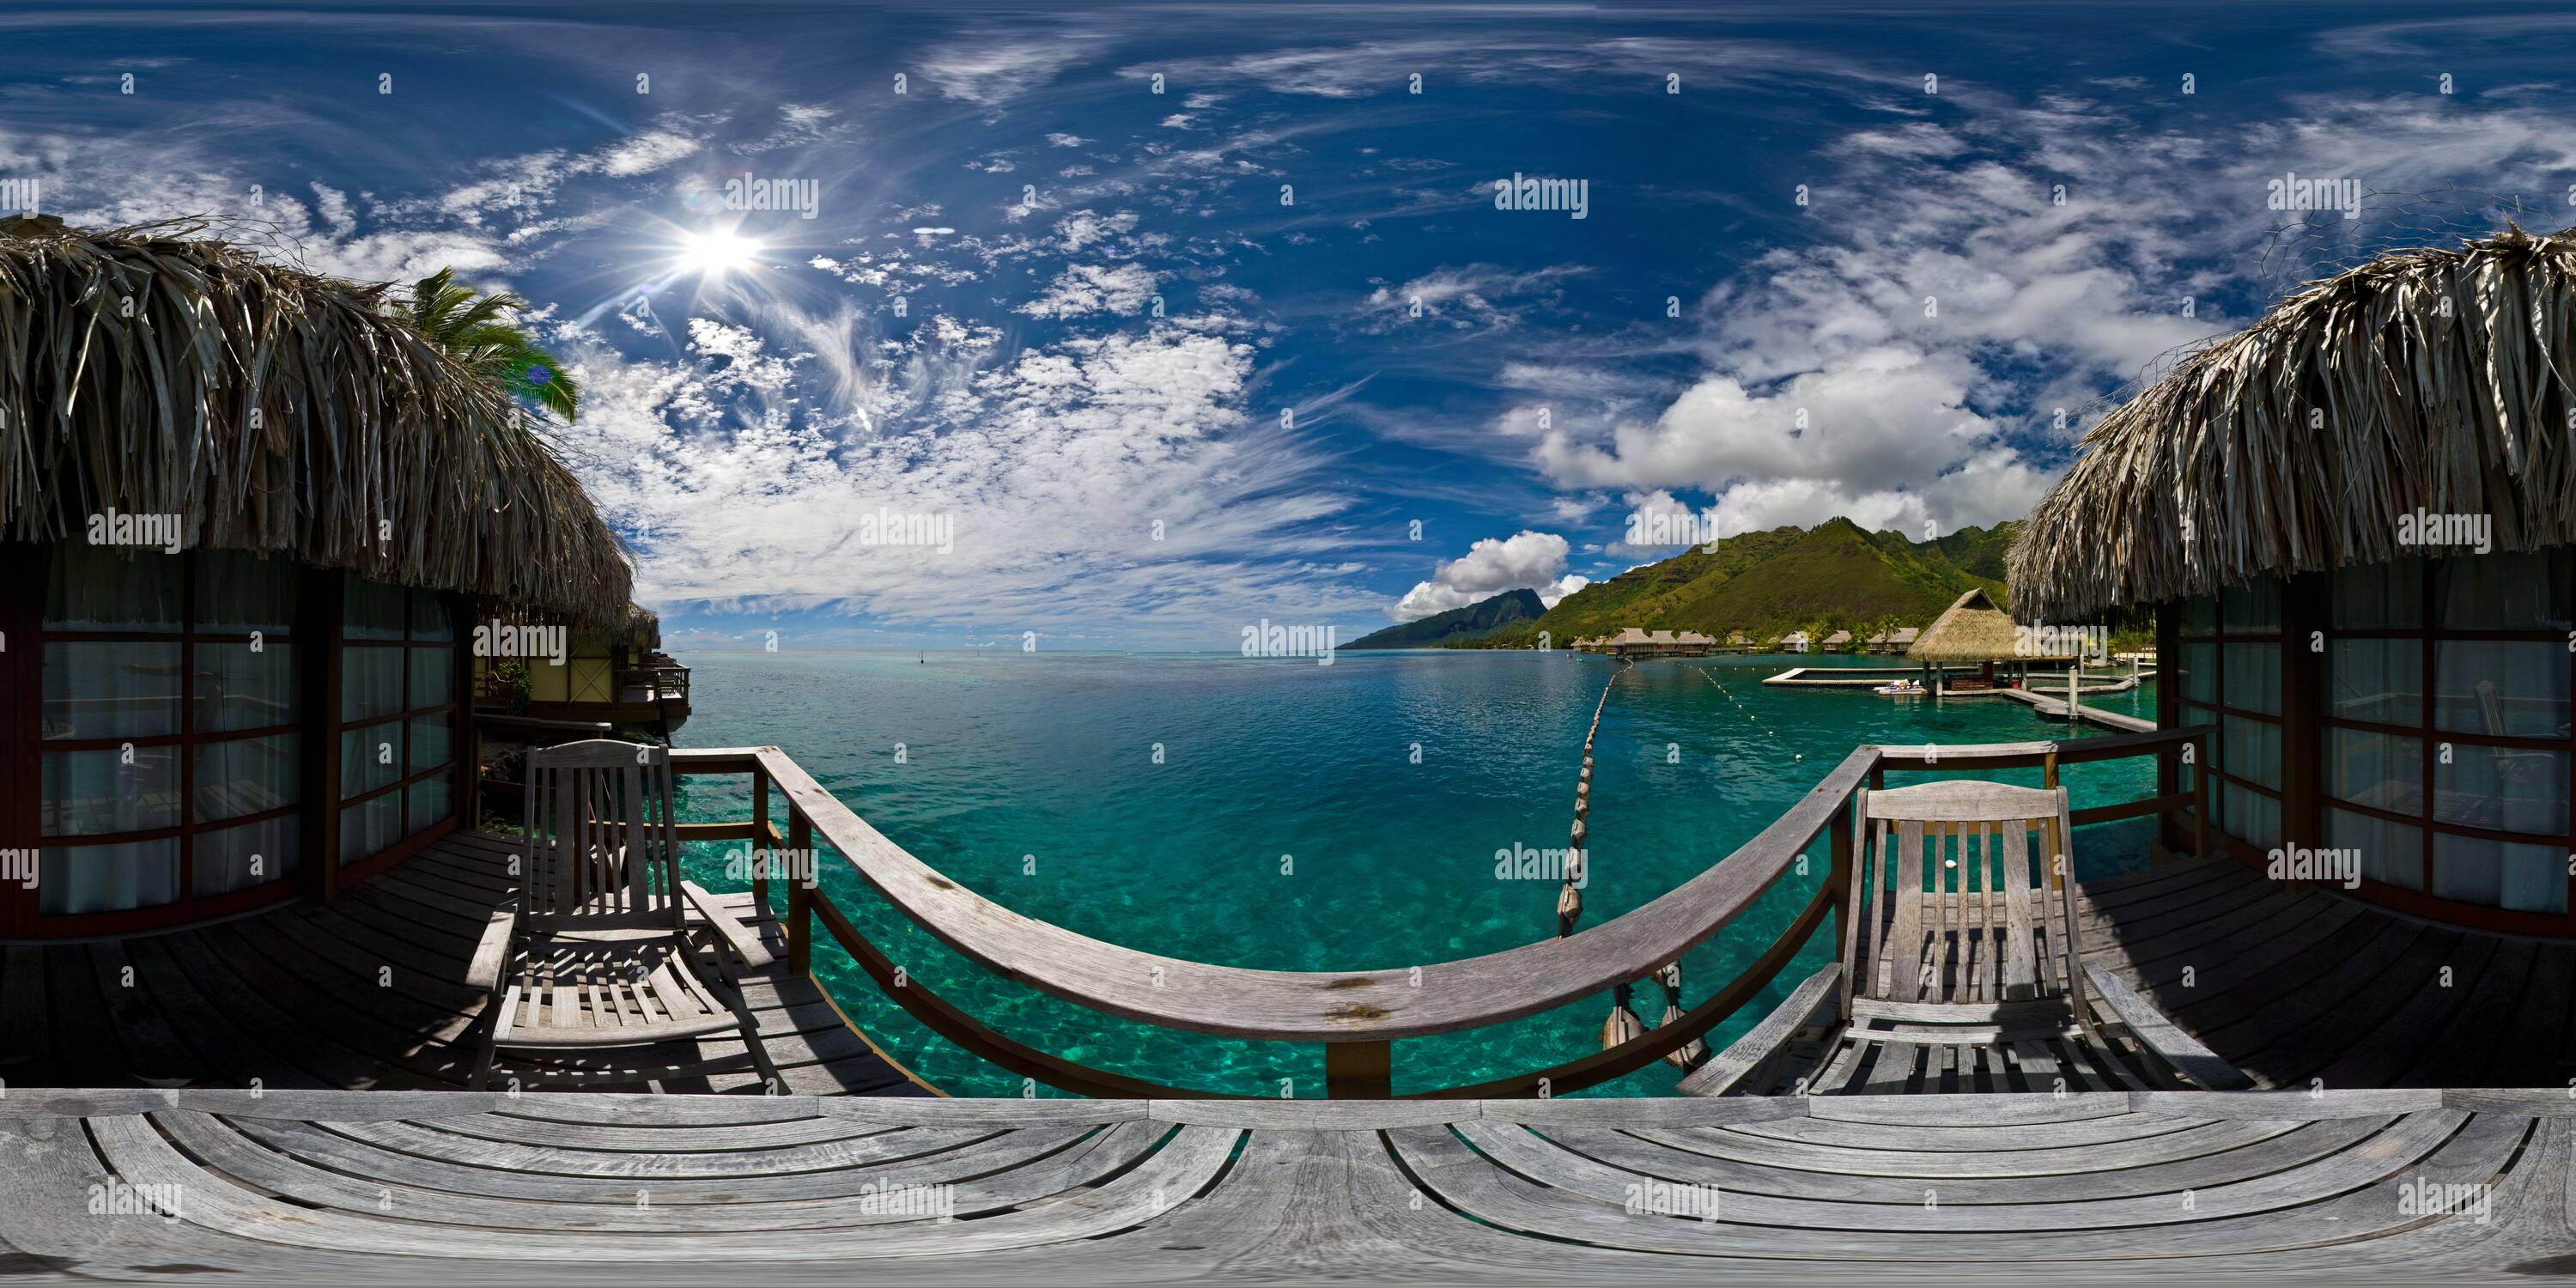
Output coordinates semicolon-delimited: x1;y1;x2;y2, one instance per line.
1565;655;1705;1072
1698;665;1798;760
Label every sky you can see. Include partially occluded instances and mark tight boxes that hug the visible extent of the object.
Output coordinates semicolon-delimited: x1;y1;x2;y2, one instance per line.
7;1;2576;649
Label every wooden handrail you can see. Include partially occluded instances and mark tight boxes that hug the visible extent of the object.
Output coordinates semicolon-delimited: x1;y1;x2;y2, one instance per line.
671;744;1875;1043
802;882;1246;1099
660;725;2202;1097
1405;877;1839;1099
1870;725;2213;771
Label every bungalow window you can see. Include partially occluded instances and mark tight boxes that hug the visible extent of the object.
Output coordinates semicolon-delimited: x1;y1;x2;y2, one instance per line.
2322;552;2573;914
36;548;301;915
337;580;458;866
2175;578;2286;853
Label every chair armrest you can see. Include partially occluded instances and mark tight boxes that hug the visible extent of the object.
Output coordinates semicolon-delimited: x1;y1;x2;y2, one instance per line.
682;880;780;975
1678;962;1841;1097
465;899;519;993
2083;961;2251;1090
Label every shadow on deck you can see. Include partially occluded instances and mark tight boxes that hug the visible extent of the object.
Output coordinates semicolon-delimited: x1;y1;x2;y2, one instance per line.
2075;856;2575;1089
0;829;930;1097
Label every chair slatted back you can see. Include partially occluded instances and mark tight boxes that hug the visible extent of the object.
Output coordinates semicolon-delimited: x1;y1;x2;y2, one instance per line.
519;739;686;933
1842;780;2089;1027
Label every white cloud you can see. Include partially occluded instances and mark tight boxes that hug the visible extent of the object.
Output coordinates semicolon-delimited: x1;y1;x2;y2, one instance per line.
1391;531;1577;620
919;39;1093;105
1360;264;1588;332
598;129;702;176
1018;262;1159;319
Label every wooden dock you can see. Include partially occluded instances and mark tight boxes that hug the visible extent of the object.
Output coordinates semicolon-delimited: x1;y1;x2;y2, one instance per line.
1998;683;2159;732
3;1085;2567;1279
0;829;927;1097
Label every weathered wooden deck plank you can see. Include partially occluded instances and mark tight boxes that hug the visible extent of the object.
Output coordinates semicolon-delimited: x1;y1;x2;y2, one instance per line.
3;1089;2565;1279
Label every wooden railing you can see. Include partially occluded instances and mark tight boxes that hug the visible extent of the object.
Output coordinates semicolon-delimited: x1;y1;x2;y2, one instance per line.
665;723;2212;1099
621;660;690;702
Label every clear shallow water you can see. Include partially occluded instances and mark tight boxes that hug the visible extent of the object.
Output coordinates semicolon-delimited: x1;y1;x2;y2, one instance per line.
668;650;2159;1097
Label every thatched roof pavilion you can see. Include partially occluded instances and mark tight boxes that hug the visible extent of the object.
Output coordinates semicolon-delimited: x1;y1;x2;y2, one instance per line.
0;216;631;626
2004;224;2576;939
2011;224;2576;623
1907;588;2017;663
0;216;641;939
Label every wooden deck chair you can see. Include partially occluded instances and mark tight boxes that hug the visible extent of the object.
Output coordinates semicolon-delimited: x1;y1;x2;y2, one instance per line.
465;739;783;1090
1683;780;2248;1097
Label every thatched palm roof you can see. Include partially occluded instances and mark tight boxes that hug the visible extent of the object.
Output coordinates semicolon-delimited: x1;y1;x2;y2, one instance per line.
617;602;662;650
2011;224;2576;621
0;216;631;625
1909;588;2018;663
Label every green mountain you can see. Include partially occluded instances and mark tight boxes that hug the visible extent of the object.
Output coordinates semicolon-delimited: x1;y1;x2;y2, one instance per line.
1342;587;1548;649
1467;519;2020;648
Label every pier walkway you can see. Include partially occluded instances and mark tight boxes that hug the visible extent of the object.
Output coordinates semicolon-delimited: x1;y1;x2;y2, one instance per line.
1998;683;2158;732
5;1084;2568;1280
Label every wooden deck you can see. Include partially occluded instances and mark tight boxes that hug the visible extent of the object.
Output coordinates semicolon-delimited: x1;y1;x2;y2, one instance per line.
1749;854;2576;1094
0;829;927;1097
3;1086;2568;1280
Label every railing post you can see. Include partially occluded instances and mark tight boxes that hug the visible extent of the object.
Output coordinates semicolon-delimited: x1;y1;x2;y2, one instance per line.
749;762;771;915
1323;1040;1392;1098
1828;792;1854;965
787;807;813;975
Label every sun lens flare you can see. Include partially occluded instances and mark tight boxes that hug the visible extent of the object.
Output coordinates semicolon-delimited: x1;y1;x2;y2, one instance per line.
673;228;762;277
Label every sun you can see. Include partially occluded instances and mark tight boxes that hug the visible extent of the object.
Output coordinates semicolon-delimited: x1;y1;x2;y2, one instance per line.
674;228;762;277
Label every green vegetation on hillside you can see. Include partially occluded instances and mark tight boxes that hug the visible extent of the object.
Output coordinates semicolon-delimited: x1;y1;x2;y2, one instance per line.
1342;587;1547;649
1464;519;2023;649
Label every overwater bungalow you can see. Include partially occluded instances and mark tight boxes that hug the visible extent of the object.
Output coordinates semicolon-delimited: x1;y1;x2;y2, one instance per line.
1862;624;1920;653
1906;586;2019;690
470;602;692;734
1597;625;1716;658
0;218;626;937
2015;224;2576;938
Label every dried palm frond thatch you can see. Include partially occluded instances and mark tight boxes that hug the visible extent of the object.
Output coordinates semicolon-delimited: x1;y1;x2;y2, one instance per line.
2010;224;2576;622
617;602;661;650
0;216;630;625
1907;588;2019;663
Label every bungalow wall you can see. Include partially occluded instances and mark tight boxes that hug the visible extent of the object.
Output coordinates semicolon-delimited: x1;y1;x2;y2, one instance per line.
2160;549;2573;936
0;544;476;938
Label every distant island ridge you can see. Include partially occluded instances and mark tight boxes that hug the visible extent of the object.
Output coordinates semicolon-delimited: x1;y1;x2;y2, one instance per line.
1346;517;2020;650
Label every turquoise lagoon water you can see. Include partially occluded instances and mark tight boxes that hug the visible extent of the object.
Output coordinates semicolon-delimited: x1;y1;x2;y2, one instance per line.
667;650;2160;1097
